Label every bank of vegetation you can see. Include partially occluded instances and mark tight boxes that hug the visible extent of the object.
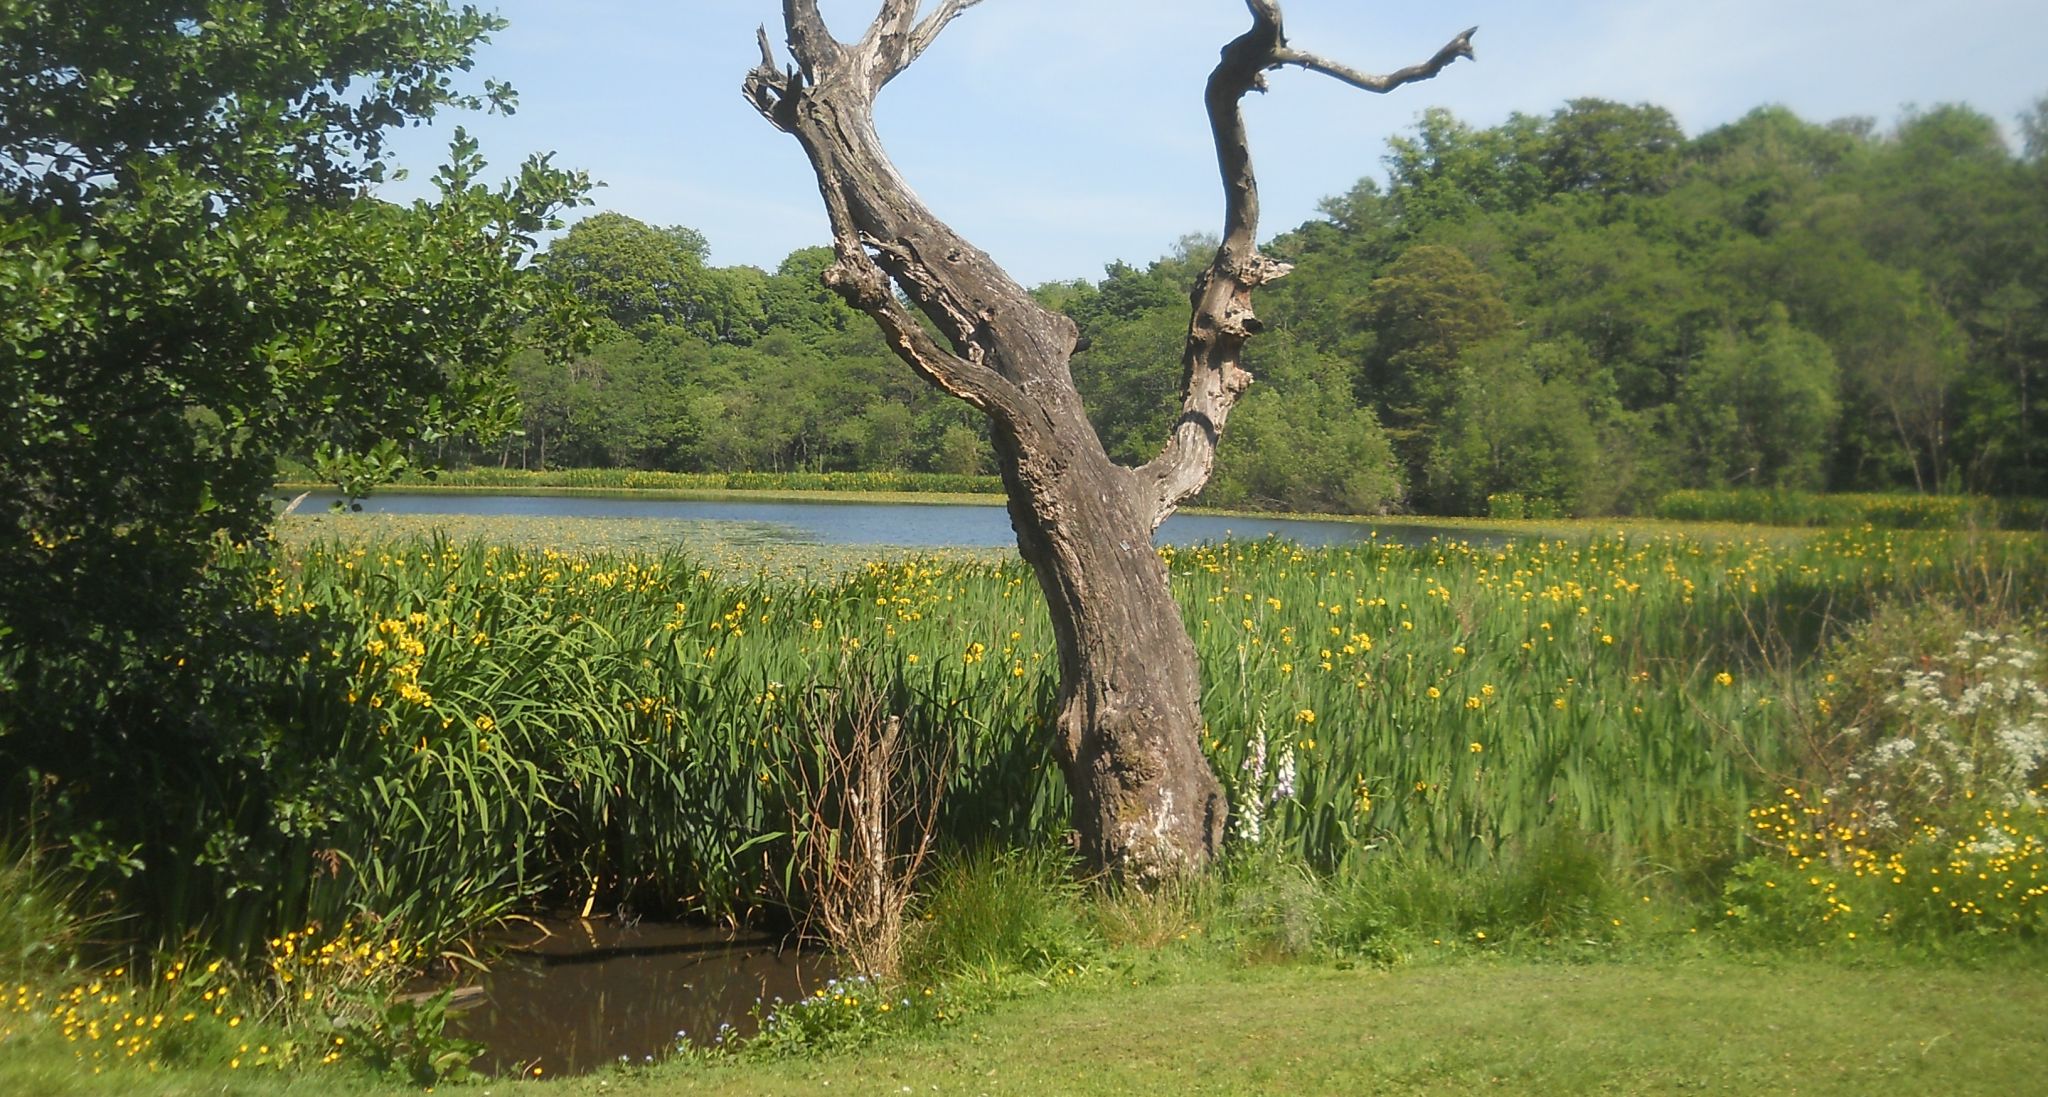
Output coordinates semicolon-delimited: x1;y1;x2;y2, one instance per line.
1653;488;2048;531
6;524;2045;1083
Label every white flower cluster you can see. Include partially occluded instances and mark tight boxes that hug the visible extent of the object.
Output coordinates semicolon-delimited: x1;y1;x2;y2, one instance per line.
1231;726;1300;846
1849;629;2048;823
1233;729;1268;845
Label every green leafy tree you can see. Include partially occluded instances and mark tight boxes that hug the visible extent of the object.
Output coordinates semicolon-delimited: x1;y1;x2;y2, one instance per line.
1352;244;1512;499
760;245;864;345
1954;279;2047;493
1070;304;1187;464
1675;307;1841;489
1205;328;1405;514
535;211;743;338
1682;105;1869;236
1382;107;1548;227
1537;99;1685;201
1427;336;1606;515
1206;384;1403;514
932;422;990;475
0;0;588;942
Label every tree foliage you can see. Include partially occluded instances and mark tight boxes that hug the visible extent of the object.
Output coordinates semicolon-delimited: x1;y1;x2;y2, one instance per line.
331;89;2048;522
475;94;2045;516
0;0;588;935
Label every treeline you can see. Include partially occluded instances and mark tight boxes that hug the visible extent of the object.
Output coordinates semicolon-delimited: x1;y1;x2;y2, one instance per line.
463;218;992;476
1070;97;2048;514
476;95;2048;516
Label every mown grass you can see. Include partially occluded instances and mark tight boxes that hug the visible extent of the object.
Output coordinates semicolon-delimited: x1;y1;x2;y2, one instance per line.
6;954;2045;1096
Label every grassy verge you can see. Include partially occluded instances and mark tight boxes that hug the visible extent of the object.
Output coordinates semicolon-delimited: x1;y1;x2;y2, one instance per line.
6;954;2044;1096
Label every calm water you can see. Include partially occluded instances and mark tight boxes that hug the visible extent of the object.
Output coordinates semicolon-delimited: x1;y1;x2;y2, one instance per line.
446;919;826;1077
291;491;1487;549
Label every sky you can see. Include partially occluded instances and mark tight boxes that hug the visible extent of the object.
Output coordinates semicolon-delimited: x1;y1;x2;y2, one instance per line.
380;0;2048;286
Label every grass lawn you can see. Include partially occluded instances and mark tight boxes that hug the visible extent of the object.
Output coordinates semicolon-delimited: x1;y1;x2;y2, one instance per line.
8;955;2043;1096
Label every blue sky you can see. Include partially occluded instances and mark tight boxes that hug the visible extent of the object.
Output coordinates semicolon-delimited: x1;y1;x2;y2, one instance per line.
383;1;2048;285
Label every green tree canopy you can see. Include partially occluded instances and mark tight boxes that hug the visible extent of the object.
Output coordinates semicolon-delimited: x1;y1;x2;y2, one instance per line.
534;211;748;338
1676;306;1841;489
1;0;586;642
0;0;589;925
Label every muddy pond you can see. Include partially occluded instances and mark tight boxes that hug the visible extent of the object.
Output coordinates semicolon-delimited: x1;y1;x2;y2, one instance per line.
444;918;827;1077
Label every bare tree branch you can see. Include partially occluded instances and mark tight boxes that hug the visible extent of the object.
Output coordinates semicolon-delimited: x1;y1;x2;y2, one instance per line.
858;0;985;91
1139;2;1477;527
782;0;844;78
1273;27;1478;95
856;0;920;83
868;0;922;38
744;25;789;122
822;239;1025;417
907;1;984;68
748;0;1069;412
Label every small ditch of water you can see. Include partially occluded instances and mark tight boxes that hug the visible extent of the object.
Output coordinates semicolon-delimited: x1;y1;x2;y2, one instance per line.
442;919;829;1077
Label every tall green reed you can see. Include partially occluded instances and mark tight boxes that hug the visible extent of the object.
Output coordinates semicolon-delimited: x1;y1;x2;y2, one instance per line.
230;525;2042;951
1655;488;2047;532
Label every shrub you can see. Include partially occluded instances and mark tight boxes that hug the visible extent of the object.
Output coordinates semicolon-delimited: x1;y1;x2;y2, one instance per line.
0;839;96;979
783;664;949;980
1728;599;2048;945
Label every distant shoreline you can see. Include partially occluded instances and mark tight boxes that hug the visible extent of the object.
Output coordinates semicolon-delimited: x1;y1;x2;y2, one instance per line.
274;481;1850;546
277;480;1005;508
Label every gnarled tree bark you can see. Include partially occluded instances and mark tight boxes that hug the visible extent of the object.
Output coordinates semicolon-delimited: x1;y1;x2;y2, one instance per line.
744;0;1474;881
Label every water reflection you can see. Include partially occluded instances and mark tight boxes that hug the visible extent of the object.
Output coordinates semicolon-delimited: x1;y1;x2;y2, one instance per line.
289;491;1493;550
447;919;825;1077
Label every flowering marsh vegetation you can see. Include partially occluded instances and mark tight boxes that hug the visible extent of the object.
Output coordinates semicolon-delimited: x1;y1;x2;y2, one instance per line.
250;524;2043;946
1728;604;2048;943
1655;489;2048;532
3;523;2043;1081
0;919;434;1080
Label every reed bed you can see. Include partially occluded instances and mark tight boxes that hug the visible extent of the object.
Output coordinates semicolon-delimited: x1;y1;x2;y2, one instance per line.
254;524;2042;949
1655;488;2048;532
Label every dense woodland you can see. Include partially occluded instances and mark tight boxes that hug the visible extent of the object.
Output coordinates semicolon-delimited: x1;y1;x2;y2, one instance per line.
485;96;2048;516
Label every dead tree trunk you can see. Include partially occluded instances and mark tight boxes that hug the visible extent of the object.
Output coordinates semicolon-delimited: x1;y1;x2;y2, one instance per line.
743;0;1473;881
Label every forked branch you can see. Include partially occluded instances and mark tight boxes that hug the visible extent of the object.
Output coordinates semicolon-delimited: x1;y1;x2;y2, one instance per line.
744;0;1030;416
822;237;1022;416
1140;2;1477;526
863;0;986;89
782;0;843;79
1272;26;1477;95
